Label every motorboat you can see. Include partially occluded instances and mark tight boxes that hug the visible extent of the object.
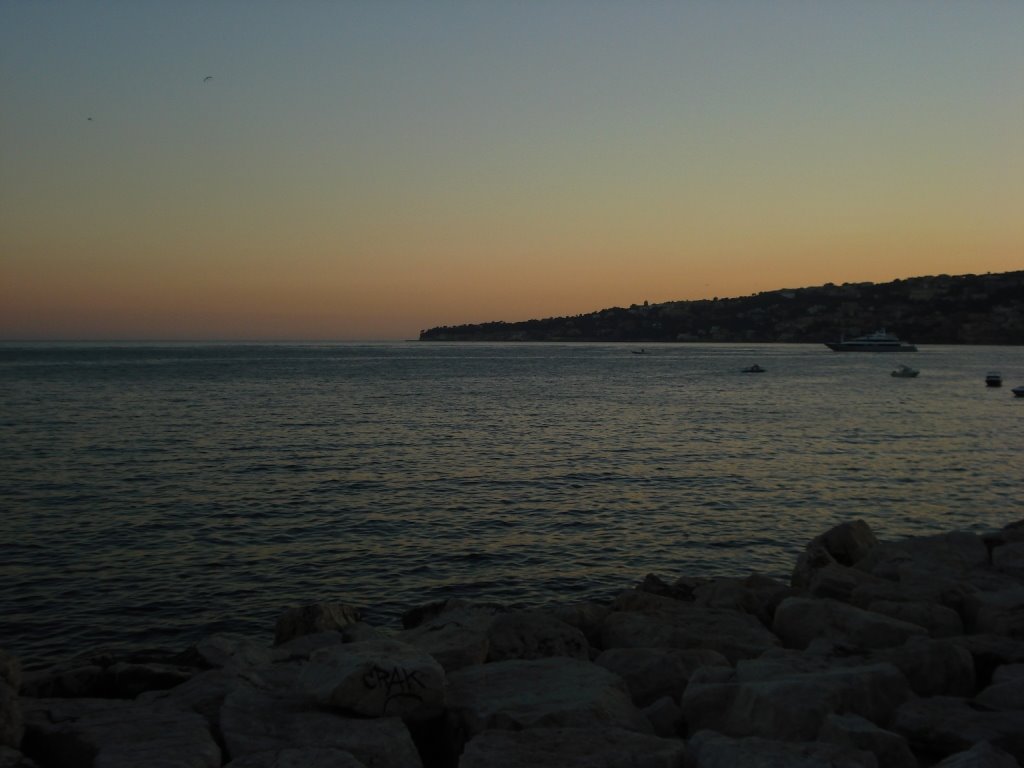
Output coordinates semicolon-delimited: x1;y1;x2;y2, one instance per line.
986;372;1003;387
891;364;919;378
741;364;765;373
825;329;917;352
1012;385;1024;398
631;348;648;355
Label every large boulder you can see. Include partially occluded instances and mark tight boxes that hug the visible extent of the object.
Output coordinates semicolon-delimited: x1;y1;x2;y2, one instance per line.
807;564;888;604
400;602;499;672
274;603;362;645
138;668;250;732
485;610;589;662
967;585;1024;639
817;713;917;768
933;741;1020;768
19;648;200;699
545;602;612;648
772;597;926;651
0;747;37;768
680;658;910;741
891;695;1024;763
691;574;793;626
601;591;779;662
185;634;275;671
993;541;1024;579
458;726;685;768
685;729;877;768
975;663;1024;711
875;636;975;697
0;681;20;750
0;652;20;693
792;520;879;591
445;658;651;746
864;599;964;638
595;648;729;707
643;695;684;738
224;748;367;767
949;634;1024;689
299;638;445;720
219;683;421;768
855;531;989;583
21;697;220;768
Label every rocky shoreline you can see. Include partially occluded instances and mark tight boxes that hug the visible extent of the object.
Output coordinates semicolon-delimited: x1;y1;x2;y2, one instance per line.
2;518;1024;767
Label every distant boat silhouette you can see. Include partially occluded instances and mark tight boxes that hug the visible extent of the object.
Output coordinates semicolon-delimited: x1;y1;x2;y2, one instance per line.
631;348;648;355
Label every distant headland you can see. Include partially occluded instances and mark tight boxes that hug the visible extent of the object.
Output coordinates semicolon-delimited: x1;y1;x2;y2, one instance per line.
419;271;1024;344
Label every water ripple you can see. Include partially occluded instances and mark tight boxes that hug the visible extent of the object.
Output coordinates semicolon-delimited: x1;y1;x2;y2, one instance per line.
1;341;1022;666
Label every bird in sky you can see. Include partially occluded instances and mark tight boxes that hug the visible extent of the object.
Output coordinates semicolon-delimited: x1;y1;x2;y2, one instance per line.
203;76;213;82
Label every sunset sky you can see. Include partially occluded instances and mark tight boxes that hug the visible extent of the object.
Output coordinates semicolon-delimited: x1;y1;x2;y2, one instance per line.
2;2;1022;341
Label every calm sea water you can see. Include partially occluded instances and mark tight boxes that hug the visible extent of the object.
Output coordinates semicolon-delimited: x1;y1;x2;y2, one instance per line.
2;342;1022;667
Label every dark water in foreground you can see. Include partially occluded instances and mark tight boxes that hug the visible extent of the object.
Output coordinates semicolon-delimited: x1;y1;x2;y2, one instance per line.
1;342;1022;667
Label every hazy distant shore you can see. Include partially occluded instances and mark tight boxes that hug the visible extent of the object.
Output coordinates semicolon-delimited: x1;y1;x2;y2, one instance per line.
420;270;1024;344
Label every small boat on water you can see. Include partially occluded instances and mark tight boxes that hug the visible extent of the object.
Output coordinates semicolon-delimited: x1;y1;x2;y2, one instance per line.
825;329;917;352
741;364;765;373
891;364;919;378
1013;385;1024;398
631;348;648;355
986;372;1003;387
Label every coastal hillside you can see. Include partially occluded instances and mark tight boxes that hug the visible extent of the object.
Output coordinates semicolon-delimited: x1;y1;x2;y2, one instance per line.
419;271;1024;344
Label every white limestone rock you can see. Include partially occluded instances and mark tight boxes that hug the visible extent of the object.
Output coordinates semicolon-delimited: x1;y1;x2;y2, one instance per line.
864;599;964;638
993;541;1024;579
968;585;1024;639
680;660;910;742
993;662;1024;684
399;602;498;672
274;603;362;646
106;660;197;698
891;695;1024;763
595;647;729;707
458;726;685;768
772;597;926;651
138;667;252;731
643;695;684;738
818;713;917;768
188;634;275;671
0;747;37;768
792;520;879;591
691;573;793;625
951;634;1024;688
21;697;220;768
224;747;367;767
0;682;21;750
976;676;1024;711
602;591;780;662
0;652;20;693
546;601;613;647
485;610;589;662
875;636;976;697
807;564;888;604
219;683;421;768
855;531;989;582
685;729;878;768
299;638;445;720
933;741;1021;768
446;657;652;745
